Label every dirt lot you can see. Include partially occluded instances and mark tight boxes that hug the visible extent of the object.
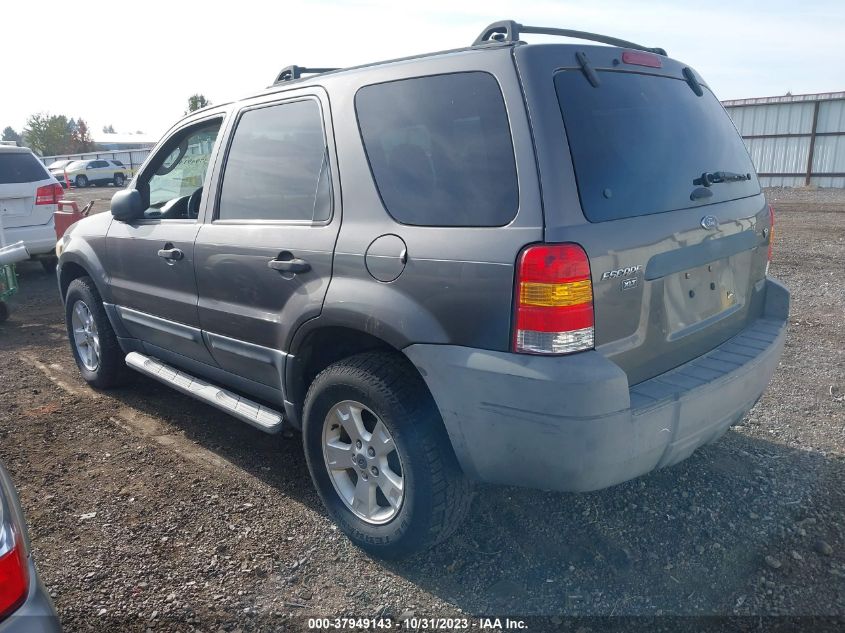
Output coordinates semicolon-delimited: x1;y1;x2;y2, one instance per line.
1;189;843;631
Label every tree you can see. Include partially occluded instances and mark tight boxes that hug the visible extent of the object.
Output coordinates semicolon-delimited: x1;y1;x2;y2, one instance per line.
72;118;94;153
23;113;71;155
2;126;21;145
185;94;211;114
22;113;94;155
102;124;115;134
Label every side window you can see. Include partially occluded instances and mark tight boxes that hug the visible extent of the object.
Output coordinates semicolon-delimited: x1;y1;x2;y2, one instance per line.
217;99;330;223
355;72;518;227
143;120;221;218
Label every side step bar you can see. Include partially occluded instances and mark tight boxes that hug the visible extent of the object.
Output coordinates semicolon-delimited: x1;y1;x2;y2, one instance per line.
125;352;285;434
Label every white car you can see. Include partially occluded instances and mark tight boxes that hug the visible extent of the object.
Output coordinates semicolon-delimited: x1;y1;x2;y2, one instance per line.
0;146;62;272
52;158;130;188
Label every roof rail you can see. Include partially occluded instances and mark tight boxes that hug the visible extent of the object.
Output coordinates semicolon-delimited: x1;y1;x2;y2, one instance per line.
272;65;339;85
472;20;667;56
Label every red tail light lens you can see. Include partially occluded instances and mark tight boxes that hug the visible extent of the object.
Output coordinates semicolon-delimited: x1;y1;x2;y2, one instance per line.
767;204;775;265
35;183;64;205
0;465;29;623
513;243;595;354
0;525;28;621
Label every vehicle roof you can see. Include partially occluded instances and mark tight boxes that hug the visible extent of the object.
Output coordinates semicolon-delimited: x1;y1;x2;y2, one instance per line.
0;145;34;154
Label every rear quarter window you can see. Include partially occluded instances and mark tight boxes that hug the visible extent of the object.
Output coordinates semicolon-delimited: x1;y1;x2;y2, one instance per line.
0;152;49;184
355;72;518;227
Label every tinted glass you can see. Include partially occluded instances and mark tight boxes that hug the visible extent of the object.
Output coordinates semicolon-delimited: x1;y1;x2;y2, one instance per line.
554;71;759;222
148;122;220;208
0;152;48;183
218;100;330;222
356;72;518;227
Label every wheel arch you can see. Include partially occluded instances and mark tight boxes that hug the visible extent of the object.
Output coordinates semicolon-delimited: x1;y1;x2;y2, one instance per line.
285;324;425;428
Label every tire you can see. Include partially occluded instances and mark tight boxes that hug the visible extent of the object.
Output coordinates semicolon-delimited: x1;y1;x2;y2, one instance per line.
40;257;58;274
75;175;88;188
0;301;8;322
113;173;125;187
64;276;129;388
302;352;472;558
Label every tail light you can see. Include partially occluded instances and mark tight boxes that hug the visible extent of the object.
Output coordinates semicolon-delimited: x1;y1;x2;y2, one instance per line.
513;243;595;354
35;183;64;205
0;470;29;622
767;204;775;272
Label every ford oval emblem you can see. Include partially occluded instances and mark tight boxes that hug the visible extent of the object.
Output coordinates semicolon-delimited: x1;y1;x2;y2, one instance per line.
700;215;719;230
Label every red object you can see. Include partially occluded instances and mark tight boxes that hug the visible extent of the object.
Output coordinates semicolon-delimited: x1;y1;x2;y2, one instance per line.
0;527;28;621
767;204;775;262
55;200;83;239
622;50;662;68
35;183;64;205
64;169;73;189
513;243;594;352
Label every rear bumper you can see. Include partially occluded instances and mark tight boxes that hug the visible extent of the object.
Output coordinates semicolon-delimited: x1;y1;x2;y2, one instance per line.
3;221;56;257
404;278;789;493
0;560;61;633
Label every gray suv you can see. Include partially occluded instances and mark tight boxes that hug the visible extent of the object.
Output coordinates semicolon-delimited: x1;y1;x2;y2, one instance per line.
57;21;789;557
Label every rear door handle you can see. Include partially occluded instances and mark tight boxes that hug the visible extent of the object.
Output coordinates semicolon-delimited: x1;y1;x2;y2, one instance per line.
268;256;310;274
157;247;184;261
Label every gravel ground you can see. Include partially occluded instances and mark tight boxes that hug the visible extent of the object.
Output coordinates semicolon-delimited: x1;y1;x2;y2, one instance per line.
0;188;843;631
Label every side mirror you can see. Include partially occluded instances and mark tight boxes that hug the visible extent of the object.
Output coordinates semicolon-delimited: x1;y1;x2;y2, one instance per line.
111;189;144;222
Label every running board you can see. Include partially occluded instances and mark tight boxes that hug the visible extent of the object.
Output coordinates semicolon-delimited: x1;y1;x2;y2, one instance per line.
125;352;284;434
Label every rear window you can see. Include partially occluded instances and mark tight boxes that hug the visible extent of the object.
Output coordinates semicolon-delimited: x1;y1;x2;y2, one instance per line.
0;152;49;184
356;72;518;227
554;71;759;222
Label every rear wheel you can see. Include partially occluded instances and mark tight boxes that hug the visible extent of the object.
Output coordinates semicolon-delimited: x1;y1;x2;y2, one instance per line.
75;175;88;188
113;173;125;187
302;352;472;558
64;276;129;388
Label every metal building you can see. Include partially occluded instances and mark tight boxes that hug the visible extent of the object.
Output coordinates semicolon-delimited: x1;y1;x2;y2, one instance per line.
723;91;845;188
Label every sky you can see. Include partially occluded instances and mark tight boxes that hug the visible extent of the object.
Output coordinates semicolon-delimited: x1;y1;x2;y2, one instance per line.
2;0;844;141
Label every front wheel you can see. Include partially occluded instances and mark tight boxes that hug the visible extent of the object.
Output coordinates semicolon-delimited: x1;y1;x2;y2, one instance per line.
75;175;88;188
113;173;125;187
64;276;129;388
302;352;472;558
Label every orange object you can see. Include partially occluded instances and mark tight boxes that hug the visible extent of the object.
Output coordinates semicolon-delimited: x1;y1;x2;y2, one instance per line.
64;169;73;189
55;201;83;239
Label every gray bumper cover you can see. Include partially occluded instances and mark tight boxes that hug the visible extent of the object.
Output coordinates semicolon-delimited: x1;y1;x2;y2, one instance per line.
404;279;789;493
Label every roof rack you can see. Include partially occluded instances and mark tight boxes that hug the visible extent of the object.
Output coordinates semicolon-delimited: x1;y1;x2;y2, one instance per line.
272;65;339;85
472;20;667;56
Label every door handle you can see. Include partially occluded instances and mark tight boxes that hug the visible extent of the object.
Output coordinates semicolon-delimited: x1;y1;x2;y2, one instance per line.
268;256;310;274
157;247;184;261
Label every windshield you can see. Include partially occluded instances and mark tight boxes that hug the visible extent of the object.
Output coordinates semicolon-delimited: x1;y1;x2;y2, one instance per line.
554;70;760;222
66;161;86;170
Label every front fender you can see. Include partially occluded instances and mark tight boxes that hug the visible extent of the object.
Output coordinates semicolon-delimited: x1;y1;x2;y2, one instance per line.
57;213;112;302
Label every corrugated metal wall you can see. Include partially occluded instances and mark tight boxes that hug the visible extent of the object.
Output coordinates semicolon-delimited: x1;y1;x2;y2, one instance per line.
724;94;845;188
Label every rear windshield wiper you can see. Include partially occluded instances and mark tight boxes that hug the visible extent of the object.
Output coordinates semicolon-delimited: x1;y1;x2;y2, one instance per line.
693;171;751;187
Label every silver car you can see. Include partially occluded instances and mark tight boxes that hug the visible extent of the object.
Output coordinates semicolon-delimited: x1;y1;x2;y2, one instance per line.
0;462;60;632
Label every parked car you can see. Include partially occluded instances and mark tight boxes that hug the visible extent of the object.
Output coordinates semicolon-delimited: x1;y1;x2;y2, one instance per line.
45;160;74;173
56;20;789;558
53;159;129;188
0;461;61;632
0;145;62;272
